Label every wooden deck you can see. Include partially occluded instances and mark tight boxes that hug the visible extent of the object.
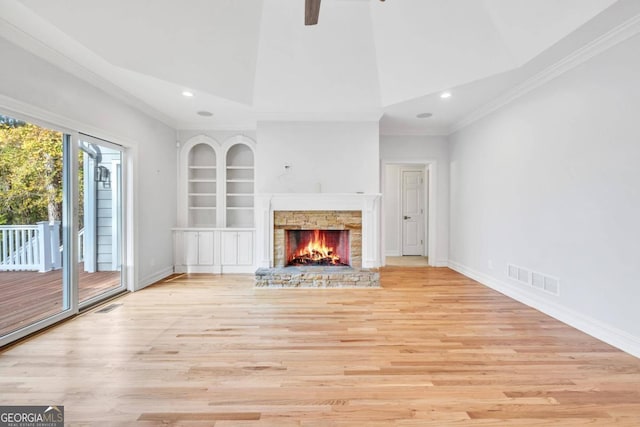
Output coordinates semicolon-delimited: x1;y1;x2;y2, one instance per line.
1;267;639;425
0;264;121;336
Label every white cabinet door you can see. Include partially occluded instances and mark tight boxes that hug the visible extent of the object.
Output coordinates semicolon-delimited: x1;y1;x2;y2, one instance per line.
183;231;199;266
221;232;238;265
237;231;253;265
197;231;214;265
221;231;254;266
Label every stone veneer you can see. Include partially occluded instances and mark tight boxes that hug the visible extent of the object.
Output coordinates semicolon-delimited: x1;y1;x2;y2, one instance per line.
256;210;379;288
273;210;362;268
255;266;379;288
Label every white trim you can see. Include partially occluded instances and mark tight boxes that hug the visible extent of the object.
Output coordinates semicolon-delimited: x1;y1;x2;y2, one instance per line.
0;2;176;127
380;126;450;137
381;159;437;267
221;265;255;274
177;135;221;227
174;265;222;274
137;266;174;290
0;94;147;150
256;111;383;122
448;260;640;359
451;13;640;134
255;193;383;269
177;121;257;131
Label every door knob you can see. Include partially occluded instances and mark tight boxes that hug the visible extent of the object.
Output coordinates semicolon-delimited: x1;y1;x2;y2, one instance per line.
404;216;411;220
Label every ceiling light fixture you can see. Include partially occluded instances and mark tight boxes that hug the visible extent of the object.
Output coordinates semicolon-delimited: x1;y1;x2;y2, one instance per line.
416;113;433;119
197;111;213;117
440;92;452;99
182;91;194;97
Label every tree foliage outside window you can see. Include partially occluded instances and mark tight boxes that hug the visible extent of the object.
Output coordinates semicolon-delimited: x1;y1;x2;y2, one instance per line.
0;115;84;226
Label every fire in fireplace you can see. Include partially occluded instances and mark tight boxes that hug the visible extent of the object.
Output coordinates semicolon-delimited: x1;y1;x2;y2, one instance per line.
286;229;350;267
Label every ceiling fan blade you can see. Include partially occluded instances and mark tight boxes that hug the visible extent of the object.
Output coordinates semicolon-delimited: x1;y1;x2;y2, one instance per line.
305;0;321;25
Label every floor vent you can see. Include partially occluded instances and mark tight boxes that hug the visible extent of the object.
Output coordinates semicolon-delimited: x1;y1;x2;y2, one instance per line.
96;303;122;313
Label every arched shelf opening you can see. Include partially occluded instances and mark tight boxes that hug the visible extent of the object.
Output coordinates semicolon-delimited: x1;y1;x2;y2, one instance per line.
225;142;254;228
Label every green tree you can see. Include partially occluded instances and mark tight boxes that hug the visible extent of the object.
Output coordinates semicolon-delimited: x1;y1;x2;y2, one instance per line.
0;117;63;225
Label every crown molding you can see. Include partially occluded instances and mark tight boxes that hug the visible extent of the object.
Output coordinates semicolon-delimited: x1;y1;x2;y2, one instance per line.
256;110;384;123
451;12;640;134
379;126;450;137
0;0;176;128
177;120;258;131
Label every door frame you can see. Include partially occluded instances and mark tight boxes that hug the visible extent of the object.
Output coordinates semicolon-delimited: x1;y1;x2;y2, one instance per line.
0;99;134;347
0;109;79;347
381;159;437;266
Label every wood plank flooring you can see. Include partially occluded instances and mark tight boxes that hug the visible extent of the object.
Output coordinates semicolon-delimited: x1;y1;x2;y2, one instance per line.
1;267;639;426
0;265;121;336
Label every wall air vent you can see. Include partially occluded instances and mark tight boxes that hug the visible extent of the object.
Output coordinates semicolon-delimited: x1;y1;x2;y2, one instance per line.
508;264;530;285
509;264;560;296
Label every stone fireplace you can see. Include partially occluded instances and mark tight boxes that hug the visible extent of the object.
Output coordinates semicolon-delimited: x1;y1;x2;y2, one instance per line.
273;210;361;268
254;194;382;287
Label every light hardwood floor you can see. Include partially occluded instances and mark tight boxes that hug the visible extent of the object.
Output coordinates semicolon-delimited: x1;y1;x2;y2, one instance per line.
0;265;121;336
1;267;639;426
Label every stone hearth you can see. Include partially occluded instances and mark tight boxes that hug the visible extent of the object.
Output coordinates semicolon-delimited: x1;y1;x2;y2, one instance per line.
255;266;379;288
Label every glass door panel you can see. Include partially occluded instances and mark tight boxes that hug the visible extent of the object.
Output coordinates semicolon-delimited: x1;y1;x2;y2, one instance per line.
78;136;124;305
0;114;72;341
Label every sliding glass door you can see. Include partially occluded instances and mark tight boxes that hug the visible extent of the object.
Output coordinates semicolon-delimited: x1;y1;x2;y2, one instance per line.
0;114;74;343
78;135;125;306
0;115;126;346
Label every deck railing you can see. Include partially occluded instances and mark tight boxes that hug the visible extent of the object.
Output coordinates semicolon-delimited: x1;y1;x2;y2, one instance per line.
0;222;61;272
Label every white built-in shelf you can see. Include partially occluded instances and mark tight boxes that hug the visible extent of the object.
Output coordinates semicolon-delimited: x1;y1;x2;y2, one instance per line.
188;143;217;227
226;143;254;228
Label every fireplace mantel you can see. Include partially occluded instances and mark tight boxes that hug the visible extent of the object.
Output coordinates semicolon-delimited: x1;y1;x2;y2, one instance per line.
255;193;382;269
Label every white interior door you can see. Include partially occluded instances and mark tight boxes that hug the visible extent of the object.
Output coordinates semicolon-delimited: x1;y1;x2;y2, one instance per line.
402;170;424;255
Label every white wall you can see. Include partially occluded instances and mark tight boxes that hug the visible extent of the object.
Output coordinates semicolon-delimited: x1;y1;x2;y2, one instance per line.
383;164;401;255
256;121;379;194
448;33;640;356
380;135;449;265
0;36;177;290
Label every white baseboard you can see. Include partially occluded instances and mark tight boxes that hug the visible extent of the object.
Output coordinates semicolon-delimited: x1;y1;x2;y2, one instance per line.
136;266;174;291
221;265;256;274
174;265;222;274
448;260;640;359
385;250;401;257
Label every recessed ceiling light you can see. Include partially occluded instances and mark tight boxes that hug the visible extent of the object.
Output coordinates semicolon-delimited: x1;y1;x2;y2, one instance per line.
440;91;452;99
182;91;194;97
197;111;213;117
416;112;433;119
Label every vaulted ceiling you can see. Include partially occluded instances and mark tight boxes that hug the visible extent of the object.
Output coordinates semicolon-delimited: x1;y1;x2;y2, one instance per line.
0;0;634;133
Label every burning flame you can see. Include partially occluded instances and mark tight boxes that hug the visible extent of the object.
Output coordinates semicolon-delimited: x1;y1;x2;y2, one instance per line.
293;230;341;265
